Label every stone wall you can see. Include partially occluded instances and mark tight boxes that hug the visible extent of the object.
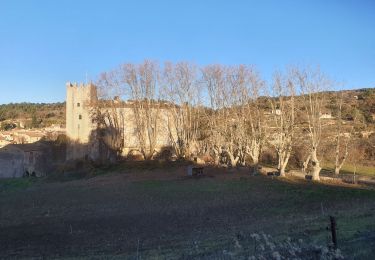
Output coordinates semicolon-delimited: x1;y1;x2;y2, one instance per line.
0;143;54;178
66;83;98;160
66;83;177;161
0;151;24;178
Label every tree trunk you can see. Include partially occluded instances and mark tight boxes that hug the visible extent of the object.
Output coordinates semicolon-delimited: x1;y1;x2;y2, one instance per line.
310;149;321;181
302;154;310;173
277;150;289;177
279;163;286;177
212;147;221;165
246;142;260;167
277;154;282;172
335;145;349;175
335;158;346;175
226;151;239;167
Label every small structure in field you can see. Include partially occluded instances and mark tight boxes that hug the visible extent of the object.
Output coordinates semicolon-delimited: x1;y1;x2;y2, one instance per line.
0;142;52;178
320;112;333;119
187;165;204;177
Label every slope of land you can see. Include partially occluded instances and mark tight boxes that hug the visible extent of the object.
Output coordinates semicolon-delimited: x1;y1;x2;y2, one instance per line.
0;87;374;129
1;164;375;259
0;102;65;129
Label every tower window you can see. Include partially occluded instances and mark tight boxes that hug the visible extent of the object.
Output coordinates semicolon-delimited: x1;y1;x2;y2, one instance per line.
77;102;80;107
79;115;82;120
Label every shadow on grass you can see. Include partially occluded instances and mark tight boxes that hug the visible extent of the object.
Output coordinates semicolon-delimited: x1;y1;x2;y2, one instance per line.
261;172;375;202
45;158;194;182
0;177;39;193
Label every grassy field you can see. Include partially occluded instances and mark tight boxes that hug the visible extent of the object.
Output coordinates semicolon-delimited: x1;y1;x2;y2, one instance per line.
1;164;375;259
322;162;375;177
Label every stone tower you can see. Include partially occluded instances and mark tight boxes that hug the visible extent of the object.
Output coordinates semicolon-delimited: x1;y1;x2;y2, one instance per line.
66;82;98;160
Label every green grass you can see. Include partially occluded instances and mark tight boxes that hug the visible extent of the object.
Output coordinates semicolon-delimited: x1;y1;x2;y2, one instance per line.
323;162;375;176
44;160;192;183
2;167;375;258
109;159;191;171
0;177;38;192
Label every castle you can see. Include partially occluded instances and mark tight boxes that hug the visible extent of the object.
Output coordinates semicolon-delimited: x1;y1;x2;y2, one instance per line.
65;82;175;161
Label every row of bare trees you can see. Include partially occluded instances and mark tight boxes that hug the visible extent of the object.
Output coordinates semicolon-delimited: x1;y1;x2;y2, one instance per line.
95;60;356;181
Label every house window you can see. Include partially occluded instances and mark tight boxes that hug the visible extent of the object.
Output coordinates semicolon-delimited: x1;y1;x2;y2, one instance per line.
77;102;80;107
79;115;82;120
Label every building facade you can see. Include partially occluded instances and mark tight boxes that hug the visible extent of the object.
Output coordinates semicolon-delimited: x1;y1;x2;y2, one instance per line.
66;83;175;161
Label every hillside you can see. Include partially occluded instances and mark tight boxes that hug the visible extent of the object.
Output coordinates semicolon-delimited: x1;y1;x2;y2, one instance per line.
324;88;375;123
0;102;65;130
0;88;374;128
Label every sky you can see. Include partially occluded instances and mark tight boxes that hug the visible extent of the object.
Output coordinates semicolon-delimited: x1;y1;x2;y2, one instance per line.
0;0;374;104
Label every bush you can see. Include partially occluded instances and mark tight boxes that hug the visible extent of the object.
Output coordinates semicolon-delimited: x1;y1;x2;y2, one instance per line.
0;122;17;131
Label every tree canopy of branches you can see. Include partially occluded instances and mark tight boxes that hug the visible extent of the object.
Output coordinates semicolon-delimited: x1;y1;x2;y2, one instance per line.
95;61;373;181
293;66;332;180
161;62;201;159
269;70;296;176
97;60;161;160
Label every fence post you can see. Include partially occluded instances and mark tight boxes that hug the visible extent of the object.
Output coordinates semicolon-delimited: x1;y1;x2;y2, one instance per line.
329;216;337;249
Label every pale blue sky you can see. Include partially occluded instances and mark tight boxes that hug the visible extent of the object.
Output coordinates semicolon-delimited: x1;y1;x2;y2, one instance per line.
0;0;374;104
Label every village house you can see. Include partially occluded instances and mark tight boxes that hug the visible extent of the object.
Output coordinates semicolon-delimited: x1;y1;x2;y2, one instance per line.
13;131;45;144
0;142;51;178
320;112;333;119
272;108;282;116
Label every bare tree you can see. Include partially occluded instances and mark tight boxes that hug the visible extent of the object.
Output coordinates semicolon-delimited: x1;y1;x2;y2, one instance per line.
334;92;356;175
161;61;201;159
201;64;231;165
96;69;126;161
201;64;265;167
294;66;331;181
347;141;366;178
242;68;266;167
122;60;161;160
269;70;296;177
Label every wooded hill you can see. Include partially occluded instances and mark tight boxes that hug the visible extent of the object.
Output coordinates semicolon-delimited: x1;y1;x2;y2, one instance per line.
0;102;65;130
0;88;374;129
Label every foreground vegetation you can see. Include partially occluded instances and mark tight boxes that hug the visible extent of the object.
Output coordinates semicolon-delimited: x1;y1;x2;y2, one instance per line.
1;164;374;258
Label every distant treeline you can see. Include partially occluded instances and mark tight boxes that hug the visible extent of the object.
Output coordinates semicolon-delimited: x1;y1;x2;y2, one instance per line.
0;89;374;125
